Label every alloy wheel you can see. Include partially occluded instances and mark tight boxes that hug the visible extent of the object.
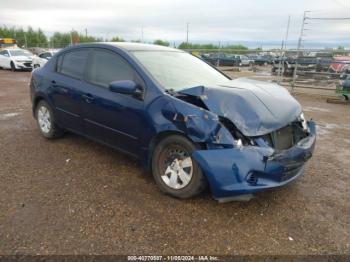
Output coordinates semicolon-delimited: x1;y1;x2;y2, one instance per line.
37;105;52;134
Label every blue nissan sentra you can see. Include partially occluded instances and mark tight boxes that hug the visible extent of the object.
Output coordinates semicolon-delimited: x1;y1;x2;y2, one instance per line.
30;43;316;202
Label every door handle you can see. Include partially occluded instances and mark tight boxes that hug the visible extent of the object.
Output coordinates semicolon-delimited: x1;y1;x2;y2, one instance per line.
82;93;94;103
51;81;69;94
51;80;68;94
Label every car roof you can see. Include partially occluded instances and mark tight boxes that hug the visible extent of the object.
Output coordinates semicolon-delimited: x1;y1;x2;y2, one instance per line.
4;48;29;52
81;42;182;52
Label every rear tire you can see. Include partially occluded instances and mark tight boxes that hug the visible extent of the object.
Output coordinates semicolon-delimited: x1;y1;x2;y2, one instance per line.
151;135;207;199
35;100;64;139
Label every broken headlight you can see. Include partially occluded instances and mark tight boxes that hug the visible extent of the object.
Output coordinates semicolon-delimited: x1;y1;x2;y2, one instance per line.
298;112;308;132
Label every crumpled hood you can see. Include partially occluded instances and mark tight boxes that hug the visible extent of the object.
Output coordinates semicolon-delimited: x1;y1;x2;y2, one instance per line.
178;78;302;137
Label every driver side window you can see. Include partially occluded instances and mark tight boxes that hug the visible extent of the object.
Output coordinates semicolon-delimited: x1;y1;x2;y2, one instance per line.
0;50;9;57
86;49;141;88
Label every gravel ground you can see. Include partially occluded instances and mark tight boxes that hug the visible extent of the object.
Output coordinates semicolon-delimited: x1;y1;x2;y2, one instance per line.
0;69;349;255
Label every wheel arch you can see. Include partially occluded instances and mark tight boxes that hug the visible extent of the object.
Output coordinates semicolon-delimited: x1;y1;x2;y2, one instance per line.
146;130;206;171
32;95;47;117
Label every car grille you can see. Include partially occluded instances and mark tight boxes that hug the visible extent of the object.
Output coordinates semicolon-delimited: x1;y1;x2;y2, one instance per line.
261;122;306;150
23;62;32;67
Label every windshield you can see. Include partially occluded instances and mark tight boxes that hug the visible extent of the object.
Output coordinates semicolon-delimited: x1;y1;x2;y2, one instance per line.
9;50;32;57
132;51;230;91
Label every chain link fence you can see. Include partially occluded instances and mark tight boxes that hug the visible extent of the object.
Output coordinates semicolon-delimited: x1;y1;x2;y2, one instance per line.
182;48;350;94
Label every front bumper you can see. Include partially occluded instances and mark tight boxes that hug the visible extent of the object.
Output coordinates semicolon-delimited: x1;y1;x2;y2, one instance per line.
192;121;316;200
14;61;32;70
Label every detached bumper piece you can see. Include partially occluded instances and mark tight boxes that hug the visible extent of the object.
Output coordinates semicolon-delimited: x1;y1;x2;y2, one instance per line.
192;121;316;201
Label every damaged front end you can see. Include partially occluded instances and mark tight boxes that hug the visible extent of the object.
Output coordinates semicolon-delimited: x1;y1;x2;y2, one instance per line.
164;79;316;201
193;119;316;202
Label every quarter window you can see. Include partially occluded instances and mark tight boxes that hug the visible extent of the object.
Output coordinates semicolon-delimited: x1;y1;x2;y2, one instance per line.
86;50;135;88
57;49;89;79
40;52;52;59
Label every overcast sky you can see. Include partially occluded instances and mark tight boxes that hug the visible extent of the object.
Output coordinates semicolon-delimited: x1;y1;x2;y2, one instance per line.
1;0;350;47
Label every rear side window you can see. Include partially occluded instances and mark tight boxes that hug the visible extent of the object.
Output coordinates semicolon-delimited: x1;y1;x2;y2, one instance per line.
57;49;89;79
40;52;52;59
86;49;135;88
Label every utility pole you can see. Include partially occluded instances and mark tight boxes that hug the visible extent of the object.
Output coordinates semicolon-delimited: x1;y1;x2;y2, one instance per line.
277;15;291;83
85;28;88;38
284;15;291;50
24;33;27;48
277;39;284;83
70;30;73;45
186;23;189;44
292;11;310;91
141;26;144;43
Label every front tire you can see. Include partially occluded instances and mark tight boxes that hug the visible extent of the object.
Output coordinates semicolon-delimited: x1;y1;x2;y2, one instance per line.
35;100;63;139
151;135;207;199
10;61;16;72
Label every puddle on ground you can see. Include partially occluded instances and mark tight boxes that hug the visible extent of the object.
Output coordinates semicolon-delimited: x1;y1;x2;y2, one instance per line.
255;71;272;76
304;106;330;113
0;112;20;120
316;122;350;137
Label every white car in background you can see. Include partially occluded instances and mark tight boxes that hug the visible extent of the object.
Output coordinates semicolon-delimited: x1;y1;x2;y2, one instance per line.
32;50;59;68
0;49;34;71
236;55;255;66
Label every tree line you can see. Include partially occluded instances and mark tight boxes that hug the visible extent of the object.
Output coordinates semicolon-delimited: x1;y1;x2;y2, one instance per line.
0;26;250;50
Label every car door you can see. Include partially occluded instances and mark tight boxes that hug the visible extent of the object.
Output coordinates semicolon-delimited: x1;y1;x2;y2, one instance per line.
0;51;5;67
0;50;10;68
80;48;145;157
48;48;90;133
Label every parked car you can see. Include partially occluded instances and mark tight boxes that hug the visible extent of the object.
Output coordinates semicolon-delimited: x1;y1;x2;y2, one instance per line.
30;43;316;201
314;52;333;72
329;56;350;73
0;38;17;49
201;53;239;66
236;55;254;66
253;55;275;65
272;56;319;76
32;50;59;68
335;75;350;101
342;75;350;95
0;48;33;71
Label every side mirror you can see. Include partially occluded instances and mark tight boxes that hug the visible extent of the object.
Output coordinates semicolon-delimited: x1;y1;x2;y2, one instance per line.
109;80;141;96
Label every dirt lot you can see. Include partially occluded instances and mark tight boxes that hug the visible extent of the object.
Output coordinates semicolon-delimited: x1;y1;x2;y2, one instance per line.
0;69;349;255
